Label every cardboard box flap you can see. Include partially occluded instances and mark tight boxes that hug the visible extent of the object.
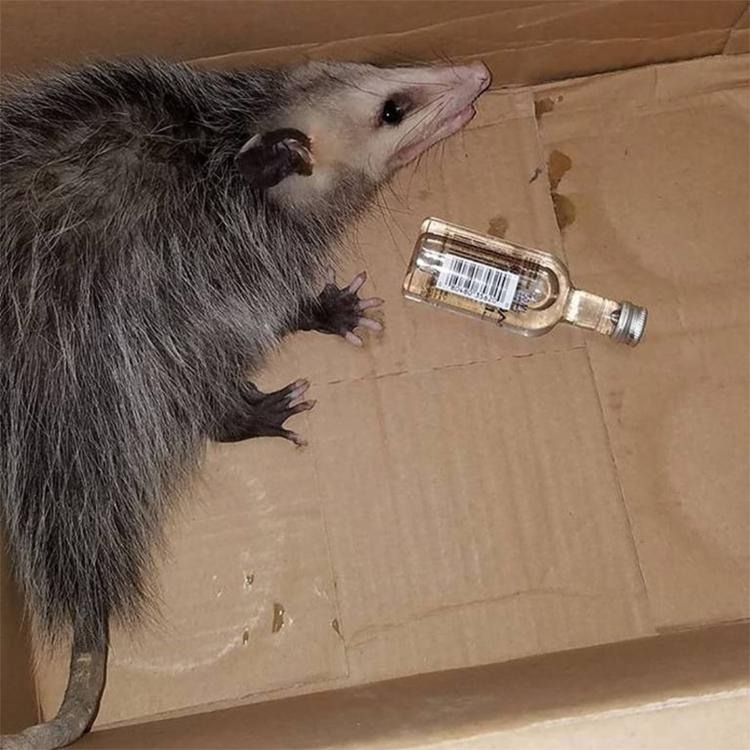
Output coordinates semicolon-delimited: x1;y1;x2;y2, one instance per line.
4;1;747;78
0;0;516;72
194;1;748;86
75;623;750;749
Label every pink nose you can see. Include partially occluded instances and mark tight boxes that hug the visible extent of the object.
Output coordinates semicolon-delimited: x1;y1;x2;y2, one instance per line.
468;61;492;87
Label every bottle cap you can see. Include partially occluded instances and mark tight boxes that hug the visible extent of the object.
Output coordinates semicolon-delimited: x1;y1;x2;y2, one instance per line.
609;302;648;346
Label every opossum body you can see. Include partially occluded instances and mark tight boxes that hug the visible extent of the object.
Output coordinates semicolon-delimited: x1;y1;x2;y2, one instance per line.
0;58;490;748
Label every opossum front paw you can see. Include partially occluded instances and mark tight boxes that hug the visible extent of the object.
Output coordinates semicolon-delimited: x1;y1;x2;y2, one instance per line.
212;380;315;447
302;270;384;346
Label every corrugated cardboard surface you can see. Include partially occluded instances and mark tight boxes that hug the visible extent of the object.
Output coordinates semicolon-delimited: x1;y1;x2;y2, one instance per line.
29;52;749;731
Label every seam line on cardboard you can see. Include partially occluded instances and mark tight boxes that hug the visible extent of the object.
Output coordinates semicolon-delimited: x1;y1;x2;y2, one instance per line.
307;431;351;679
345;585;632;650
530;54;749;116
321;346;587;388
190;6;537;65
192;18;735;69
581;347;655;632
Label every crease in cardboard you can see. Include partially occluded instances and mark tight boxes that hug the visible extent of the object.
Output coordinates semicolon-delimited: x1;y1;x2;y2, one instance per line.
580;346;655;626
194;4;600;65
320;345;588;388
196;29;732;73
532;54;750;114
346;585;638;649
438;29;731;59
307;437;351;680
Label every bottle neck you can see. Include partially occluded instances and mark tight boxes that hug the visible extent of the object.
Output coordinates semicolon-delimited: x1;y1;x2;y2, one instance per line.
563;290;648;345
563;289;620;337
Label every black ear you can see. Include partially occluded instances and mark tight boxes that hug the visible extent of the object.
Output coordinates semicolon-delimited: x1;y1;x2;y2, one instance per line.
235;128;313;189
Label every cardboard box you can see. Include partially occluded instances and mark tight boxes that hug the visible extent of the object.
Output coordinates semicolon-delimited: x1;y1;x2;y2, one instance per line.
2;1;749;747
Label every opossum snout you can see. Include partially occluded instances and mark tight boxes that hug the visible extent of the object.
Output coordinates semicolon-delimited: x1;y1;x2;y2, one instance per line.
384;62;492;170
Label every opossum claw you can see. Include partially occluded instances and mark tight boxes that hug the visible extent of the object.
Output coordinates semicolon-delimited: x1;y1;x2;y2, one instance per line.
285;431;308;448
357;297;384;311
346;271;367;294
356;317;382;332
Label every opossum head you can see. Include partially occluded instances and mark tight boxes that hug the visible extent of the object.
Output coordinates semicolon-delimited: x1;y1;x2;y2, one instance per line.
236;61;491;209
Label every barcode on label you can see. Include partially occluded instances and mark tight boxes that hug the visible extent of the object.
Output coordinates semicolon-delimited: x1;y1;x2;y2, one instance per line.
435;253;520;310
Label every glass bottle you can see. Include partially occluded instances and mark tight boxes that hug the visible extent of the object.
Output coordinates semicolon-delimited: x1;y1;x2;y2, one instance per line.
402;217;647;346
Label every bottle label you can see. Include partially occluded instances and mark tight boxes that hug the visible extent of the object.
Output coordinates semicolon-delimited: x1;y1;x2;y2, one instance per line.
435;253;520;310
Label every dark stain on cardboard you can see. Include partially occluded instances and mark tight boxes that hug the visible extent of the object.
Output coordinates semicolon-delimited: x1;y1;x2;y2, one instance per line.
548;149;572;190
534;97;555;119
272;602;285;633
556;95;564;103
242;628;250;646
529;167;542;184
547;149;576;230
243;572;254;590
487;215;509;238
331;618;343;639
417;189;431;201
608;389;625;419
552;194;576;230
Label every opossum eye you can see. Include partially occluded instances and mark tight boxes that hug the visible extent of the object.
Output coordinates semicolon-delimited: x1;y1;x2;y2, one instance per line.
380;99;406;126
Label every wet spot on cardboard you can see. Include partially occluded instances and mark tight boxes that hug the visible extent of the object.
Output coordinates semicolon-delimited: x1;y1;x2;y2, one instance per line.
534;97;555;119
487;215;509;238
608;390;625;417
242;629;250;646
272;602;285;633
529;167;542;184
552;194;576;229
331;618;343;639
243;572;254;590
548;150;572;190
547;149;576;230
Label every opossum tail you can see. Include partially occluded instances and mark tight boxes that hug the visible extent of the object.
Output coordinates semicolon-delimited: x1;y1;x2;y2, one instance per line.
0;617;107;750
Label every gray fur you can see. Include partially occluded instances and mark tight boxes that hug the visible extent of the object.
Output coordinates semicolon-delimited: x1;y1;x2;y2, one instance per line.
0;58;378;651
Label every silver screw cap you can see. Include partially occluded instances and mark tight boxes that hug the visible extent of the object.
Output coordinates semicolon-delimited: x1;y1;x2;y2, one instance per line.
610;302;648;346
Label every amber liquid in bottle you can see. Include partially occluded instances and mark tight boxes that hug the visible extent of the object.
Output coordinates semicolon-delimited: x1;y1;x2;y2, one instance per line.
402;218;647;345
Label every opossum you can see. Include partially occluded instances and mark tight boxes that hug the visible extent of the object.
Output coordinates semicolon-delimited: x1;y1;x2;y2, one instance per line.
0;57;490;749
